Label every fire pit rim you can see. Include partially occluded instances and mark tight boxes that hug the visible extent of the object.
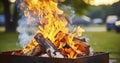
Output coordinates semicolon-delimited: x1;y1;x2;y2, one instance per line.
0;50;109;60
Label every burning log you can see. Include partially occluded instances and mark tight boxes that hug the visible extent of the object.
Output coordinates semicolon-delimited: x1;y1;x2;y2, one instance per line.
34;33;64;58
20;31;90;58
23;45;45;56
18;0;89;58
73;38;90;55
20;39;45;56
62;35;90;56
58;45;78;58
54;31;90;57
46;31;90;58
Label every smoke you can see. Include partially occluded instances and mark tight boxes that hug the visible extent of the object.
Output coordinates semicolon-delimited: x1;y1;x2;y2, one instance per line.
17;16;38;47
16;0;40;47
60;5;75;19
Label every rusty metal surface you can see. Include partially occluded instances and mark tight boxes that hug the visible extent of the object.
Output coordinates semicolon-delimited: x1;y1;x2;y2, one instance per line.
0;50;109;63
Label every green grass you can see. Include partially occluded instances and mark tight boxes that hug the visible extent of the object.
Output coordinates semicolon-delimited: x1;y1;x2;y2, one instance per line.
84;31;120;63
0;32;22;52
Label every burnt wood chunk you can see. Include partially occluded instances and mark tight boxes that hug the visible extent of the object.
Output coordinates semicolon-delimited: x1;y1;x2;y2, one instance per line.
19;44;45;56
24;45;45;56
55;31;90;56
59;33;90;55
73;38;90;55
34;33;64;58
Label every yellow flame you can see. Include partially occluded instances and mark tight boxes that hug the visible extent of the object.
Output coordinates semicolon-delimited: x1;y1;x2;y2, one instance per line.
23;39;38;53
25;0;68;42
23;0;85;58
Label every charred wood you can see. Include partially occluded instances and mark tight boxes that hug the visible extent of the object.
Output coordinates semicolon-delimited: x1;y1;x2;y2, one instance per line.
17;38;46;56
34;33;64;58
23;45;45;56
55;31;90;56
73;38;90;55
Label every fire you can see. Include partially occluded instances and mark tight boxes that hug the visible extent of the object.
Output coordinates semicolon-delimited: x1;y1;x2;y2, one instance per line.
26;0;68;42
22;0;88;58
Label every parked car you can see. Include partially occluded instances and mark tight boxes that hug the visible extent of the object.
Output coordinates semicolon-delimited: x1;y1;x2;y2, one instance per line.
106;15;120;33
92;18;103;24
72;16;91;26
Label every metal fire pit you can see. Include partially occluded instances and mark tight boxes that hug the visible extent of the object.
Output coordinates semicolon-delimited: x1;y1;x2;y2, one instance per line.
0;50;109;63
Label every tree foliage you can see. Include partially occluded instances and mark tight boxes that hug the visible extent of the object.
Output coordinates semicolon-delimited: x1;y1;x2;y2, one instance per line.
1;0;19;32
0;1;4;13
59;0;90;16
86;1;120;22
111;1;120;17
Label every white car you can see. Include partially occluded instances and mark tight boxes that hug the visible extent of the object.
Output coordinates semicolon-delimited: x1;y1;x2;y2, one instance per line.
106;15;118;31
106;15;120;33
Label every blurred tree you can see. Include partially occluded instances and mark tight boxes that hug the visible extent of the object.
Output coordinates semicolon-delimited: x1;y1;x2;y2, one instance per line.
2;0;19;32
12;0;20;32
2;0;12;32
0;1;4;13
112;1;120;18
97;2;120;20
59;0;90;16
86;1;120;22
86;6;107;21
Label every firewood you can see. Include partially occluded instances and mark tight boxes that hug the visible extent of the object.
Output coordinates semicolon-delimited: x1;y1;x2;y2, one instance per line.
11;50;23;56
55;31;90;55
24;45;45;56
55;32;89;56
63;35;90;55
34;33;64;58
20;38;46;56
21;32;89;58
59;44;78;58
73;38;90;55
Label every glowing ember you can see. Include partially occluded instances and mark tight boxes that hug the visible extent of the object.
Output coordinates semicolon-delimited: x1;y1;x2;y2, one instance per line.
22;0;88;58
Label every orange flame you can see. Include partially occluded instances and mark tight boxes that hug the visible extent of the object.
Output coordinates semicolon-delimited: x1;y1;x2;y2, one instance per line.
23;0;86;58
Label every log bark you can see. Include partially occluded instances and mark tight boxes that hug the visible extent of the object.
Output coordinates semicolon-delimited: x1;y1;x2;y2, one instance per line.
34;33;64;58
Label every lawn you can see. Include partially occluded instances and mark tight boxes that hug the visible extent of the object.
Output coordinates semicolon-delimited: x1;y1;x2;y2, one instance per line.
0;32;22;52
84;31;120;63
0;28;120;62
85;32;120;55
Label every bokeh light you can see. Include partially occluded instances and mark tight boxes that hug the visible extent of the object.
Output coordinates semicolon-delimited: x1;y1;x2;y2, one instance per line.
84;0;119;6
9;0;16;3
